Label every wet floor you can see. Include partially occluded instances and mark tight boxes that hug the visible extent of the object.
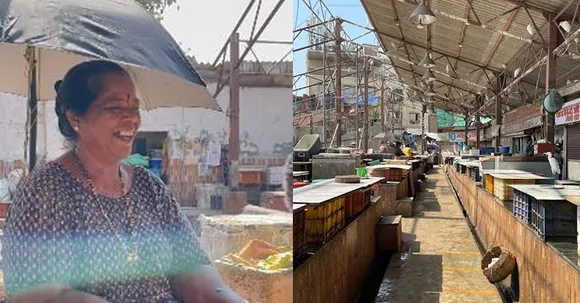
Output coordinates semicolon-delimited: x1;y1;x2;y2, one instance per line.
374;167;502;303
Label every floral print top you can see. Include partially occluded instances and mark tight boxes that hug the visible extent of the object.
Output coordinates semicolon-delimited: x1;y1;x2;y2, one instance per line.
2;161;211;302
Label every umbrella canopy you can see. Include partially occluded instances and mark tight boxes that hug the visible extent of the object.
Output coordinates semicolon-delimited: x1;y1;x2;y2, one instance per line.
0;0;220;111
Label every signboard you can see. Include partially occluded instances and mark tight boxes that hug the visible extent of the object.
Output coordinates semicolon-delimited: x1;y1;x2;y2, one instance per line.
502;102;543;134
555;97;580;125
447;131;476;143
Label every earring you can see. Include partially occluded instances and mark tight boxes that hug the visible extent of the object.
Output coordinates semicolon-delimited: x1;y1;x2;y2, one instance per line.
73;126;79;131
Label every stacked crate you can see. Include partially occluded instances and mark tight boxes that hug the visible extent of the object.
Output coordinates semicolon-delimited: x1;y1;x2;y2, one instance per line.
531;198;577;242
459;163;468;175
494;178;536;201
304;197;345;244
469;166;481;182
293;204;307;260
344;187;372;218
512;189;532;223
484;174;494;194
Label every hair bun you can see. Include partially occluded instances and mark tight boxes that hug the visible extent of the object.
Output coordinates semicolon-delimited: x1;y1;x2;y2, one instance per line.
54;80;63;93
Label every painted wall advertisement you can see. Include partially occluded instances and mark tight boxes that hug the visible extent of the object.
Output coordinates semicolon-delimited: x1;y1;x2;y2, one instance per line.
555;97;580;125
502;102;543;134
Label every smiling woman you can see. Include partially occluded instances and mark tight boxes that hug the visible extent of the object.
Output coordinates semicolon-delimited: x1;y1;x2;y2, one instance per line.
1;60;244;303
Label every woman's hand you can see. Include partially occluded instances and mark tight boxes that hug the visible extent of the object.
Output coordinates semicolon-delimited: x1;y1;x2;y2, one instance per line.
9;285;110;303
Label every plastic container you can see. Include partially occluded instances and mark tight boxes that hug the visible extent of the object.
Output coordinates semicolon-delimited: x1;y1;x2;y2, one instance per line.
512;189;532;223
344;188;372;218
530;198;577;242
293;204;307;260
304;197;345;244
293;134;321;162
499;146;510;154
355;167;367;177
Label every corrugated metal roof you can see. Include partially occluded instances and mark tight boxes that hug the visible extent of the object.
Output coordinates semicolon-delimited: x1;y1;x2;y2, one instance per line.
361;0;580;114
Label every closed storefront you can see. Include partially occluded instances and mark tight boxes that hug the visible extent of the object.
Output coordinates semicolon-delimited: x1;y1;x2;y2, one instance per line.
556;97;580;180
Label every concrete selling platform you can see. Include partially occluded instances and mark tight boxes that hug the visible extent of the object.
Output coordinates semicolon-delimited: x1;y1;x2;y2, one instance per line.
374;168;501;303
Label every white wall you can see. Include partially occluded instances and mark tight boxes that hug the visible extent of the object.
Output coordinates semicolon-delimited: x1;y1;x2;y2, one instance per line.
0;82;292;162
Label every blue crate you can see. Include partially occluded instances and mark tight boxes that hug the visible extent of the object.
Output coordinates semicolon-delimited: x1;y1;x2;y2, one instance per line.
530;198;577;242
512;189;532;223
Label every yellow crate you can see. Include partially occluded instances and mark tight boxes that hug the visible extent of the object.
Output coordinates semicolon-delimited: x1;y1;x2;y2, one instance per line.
485;174;494;193
305;196;345;244
493;178;535;201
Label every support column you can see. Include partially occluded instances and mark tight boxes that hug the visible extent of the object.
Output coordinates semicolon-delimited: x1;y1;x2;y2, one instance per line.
421;104;426;154
495;74;503;153
335;18;343;147
363;57;369;151
476;95;481;148
229;33;240;163
380;78;385;134
545;16;558;143
464;110;469;151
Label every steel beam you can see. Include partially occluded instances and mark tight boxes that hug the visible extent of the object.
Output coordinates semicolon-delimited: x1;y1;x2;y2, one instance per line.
545;17;557;143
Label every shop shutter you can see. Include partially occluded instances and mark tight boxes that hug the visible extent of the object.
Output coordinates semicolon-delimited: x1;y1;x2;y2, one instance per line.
567;124;580;160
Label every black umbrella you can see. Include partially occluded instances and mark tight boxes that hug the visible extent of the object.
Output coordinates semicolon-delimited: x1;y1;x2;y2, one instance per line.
0;0;220;169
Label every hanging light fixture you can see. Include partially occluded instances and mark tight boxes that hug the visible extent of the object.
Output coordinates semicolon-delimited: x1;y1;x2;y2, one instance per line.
526;24;536;35
409;0;437;26
419;52;435;68
559;21;571;33
422;69;436;82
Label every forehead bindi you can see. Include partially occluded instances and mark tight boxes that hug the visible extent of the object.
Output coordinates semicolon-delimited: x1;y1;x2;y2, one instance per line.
98;75;138;106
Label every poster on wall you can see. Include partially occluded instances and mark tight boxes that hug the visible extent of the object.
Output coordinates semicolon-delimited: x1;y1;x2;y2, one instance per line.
555;97;580;125
206;142;221;166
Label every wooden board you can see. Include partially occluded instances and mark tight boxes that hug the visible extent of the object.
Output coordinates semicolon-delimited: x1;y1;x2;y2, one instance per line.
293;177;383;204
480;169;529;174
293;204;307;211
487;172;547;180
562;195;580;206
380;164;412;170
509;185;580;202
293;171;310;177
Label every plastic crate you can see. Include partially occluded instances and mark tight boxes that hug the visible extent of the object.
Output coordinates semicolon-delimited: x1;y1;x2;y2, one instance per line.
238;170;264;185
530;199;577;242
344;188;372;218
293;205;307;259
494;178;535;201
469;167;481;182
485;174;494;193
304;197;345;244
512;189;532;223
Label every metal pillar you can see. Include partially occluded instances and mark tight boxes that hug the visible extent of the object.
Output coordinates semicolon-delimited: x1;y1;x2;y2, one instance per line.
464;110;469;150
335;18;343;147
380;78;385;134
475;95;481;148
545;16;557;143
322;43;327;144
421;104;426;153
27;46;38;172
355;51;360;146
363;57;369;151
495;74;503;152
229;33;240;163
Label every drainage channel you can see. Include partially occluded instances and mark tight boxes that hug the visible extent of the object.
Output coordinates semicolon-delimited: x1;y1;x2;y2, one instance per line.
444;173;514;303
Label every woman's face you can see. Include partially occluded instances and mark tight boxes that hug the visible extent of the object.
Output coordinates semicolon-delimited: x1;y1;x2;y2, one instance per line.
70;72;141;162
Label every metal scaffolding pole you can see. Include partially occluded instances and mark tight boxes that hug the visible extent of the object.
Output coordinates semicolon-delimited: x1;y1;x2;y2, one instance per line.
335;18;343;147
363;56;369;151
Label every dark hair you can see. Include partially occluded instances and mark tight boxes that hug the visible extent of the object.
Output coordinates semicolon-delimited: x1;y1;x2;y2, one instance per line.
54;60;129;141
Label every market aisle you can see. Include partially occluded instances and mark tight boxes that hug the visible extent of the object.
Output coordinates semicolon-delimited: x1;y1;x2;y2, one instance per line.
374;167;502;303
